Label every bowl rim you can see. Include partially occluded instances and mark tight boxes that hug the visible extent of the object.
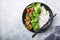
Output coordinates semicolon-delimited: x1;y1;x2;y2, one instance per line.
22;2;53;33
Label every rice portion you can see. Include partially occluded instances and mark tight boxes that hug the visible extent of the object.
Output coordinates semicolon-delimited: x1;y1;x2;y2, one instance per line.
39;6;50;28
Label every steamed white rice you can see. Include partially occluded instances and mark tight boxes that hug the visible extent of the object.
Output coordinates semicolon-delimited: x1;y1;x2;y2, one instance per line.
39;6;50;28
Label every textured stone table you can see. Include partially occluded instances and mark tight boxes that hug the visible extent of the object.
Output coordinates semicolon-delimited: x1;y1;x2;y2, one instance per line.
0;0;60;40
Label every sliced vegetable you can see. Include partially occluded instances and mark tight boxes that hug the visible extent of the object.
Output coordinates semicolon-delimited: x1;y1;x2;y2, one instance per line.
33;24;39;31
32;11;39;17
35;2;41;14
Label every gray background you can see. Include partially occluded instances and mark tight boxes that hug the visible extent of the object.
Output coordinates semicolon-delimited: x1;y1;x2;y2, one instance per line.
0;0;60;40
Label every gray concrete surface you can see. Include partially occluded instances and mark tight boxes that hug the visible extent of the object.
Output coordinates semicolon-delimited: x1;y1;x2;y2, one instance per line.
0;0;60;40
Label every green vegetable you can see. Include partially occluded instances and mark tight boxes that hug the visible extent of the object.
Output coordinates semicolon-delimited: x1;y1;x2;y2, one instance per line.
32;12;36;17
35;2;41;14
31;18;39;29
31;19;35;26
29;13;34;19
34;18;38;22
31;22;35;26
32;11;39;17
33;24;39;31
31;18;38;23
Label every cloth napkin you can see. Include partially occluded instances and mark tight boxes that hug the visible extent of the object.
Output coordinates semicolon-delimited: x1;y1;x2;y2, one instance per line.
45;26;60;40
